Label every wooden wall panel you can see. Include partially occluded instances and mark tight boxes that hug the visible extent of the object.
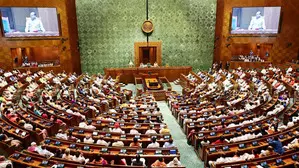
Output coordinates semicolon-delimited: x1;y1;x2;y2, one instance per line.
0;0;81;74
214;0;299;65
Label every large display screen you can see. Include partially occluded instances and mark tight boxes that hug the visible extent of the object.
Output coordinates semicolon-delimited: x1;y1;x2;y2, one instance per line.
231;7;281;35
0;7;60;37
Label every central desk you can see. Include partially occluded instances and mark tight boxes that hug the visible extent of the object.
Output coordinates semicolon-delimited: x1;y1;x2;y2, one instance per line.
104;66;192;83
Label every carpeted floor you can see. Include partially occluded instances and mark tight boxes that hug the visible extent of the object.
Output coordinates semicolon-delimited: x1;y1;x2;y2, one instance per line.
121;82;204;168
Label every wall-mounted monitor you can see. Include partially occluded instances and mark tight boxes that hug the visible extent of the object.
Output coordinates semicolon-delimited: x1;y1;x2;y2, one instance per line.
230;7;281;35
0;7;61;37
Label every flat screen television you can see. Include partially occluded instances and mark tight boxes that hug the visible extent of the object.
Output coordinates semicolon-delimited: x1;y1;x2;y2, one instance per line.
230;7;281;35
0;7;61;37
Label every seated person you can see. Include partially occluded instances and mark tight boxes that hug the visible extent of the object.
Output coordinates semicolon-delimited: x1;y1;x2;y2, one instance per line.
130;137;142;148
96;136;110;147
151;157;167;167
92;154;108;165
83;135;94;144
79;119;96;130
72;151;89;164
111;123;125;134
0;129;21;147
147;137;160;148
163;139;175;148
131;154;146;166
54;149;63;158
129;128;140;135
283;138;299;150
211;136;226;145
27;142;38;152
110;154;127;165
55;129;68;140
145;126;157;135
160;125;170;135
38;146;54;158
200;136;210;147
25;12;46;32
62;148;74;160
167;157;182;167
248;11;266;30
112;140;124;147
0;156;12;168
259;146;275;157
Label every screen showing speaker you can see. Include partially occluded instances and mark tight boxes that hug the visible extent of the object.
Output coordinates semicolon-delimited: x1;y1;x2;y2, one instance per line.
231;7;281;35
0;7;60;37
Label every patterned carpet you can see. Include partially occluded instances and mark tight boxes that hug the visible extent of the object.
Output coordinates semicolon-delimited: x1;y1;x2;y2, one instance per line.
121;82;204;168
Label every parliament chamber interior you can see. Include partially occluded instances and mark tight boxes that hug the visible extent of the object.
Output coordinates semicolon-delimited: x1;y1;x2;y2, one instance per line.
0;0;299;168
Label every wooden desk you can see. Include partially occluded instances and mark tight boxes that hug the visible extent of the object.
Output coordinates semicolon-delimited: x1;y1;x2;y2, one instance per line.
144;78;162;90
43;138;180;166
104;66;192;83
229;61;272;70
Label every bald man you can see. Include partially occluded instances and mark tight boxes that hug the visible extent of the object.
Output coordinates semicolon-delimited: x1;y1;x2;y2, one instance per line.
248;11;266;30
25;12;45;33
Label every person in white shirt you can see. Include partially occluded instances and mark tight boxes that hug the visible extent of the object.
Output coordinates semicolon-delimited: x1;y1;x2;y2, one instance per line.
167;157;182;167
96;136;110;147
24;122;33;131
83;135;94;144
112;140;124;147
248;11;266;30
163;139;175;148
145;126;157;135
72;151;89;164
0;156;12;168
38;146;54;158
62;148;74;161
55;129;68;140
111;126;125;134
130;128;140;135
79;120;96;130
147;138;160;148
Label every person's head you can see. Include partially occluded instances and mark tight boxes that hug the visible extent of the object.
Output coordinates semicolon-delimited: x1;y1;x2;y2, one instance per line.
274;136;279;141
95;154;102;161
135;154;141;162
221;121;225;128
267;146;274;152
235;150;241;157
41;146;46;150
5;164;12;168
55;149;62;155
0;134;6;141
220;136;224;142
87;135;93;140
133;137;138;143
30;12;37;20
114;154;120;161
252;148;259;155
255;11;262;17
168;138;173;144
75;151;80;157
31;142;37;147
65;148;70;155
172;157;179;165
152;137;157;143
58;129;63;134
158;157;164;162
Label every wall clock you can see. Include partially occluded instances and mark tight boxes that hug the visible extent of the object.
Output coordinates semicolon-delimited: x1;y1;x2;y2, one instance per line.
142;20;154;33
